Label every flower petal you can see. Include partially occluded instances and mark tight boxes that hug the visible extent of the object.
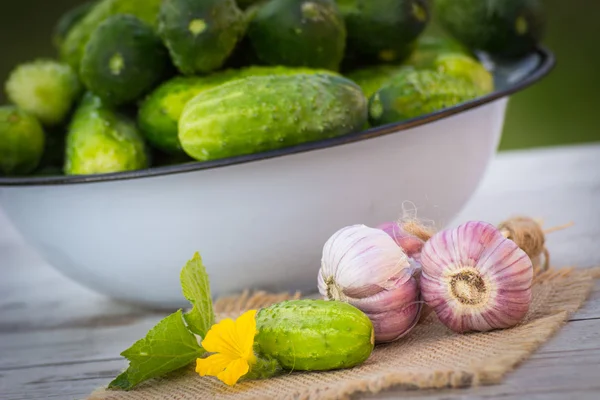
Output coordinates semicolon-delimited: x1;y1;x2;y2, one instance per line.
196;353;236;377
234;310;258;359
202;318;243;356
217;358;250;386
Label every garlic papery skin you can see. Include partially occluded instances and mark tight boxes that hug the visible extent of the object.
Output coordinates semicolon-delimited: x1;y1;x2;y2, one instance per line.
377;222;425;261
420;221;533;333
318;224;422;343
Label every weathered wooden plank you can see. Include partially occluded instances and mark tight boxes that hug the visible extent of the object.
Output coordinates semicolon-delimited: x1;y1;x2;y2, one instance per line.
0;359;125;400
572;280;600;321
0;317;160;371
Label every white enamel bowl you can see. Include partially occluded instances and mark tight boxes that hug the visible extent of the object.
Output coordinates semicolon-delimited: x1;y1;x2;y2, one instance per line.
0;49;555;308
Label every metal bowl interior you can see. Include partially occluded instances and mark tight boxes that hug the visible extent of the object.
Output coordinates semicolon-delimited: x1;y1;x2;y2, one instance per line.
0;47;555;187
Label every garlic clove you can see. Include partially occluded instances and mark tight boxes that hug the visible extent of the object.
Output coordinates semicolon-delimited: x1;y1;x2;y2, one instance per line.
420;221;533;333
320;225;411;297
348;275;419;313
328;272;422;343
377;221;425;260
367;300;422;343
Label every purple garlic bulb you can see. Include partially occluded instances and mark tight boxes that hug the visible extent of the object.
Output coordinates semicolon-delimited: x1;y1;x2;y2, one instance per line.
318;224;422;343
420;221;533;333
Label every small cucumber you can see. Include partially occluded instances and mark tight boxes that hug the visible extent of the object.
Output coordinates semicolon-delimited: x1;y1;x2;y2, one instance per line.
80;14;169;106
368;69;481;126
0;106;45;176
64;93;148;175
178;73;367;162
255;300;375;371
139;66;336;154
5;59;82;126
60;0;163;70
248;0;347;70
158;0;247;75
340;0;430;65
435;0;546;58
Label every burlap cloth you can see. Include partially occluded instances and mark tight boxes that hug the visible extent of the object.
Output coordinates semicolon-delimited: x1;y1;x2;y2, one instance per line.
89;266;600;400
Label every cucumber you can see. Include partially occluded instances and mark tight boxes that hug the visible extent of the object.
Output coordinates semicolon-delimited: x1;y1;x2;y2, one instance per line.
53;1;98;49
255;300;374;371
368;69;481;126
4;59;82;126
64;93;148;175
0;106;45;176
139;66;336;154
340;0;430;65
178;73;367;162
432;53;494;94
60;0;163;70
158;0;246;75
248;0;346;70
80;14;169;106
435;0;546;58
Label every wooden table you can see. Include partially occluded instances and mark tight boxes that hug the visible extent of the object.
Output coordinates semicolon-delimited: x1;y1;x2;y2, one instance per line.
1;144;599;400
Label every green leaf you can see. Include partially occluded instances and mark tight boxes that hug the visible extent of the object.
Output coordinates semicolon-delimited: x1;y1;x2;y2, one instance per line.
180;252;215;337
108;310;205;391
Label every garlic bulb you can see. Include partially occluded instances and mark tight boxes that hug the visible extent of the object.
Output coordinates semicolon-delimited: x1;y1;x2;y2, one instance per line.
420;221;533;333
318;225;422;343
377;221;425;261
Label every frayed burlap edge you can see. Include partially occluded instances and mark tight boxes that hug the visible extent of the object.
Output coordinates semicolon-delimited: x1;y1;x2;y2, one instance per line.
87;267;599;400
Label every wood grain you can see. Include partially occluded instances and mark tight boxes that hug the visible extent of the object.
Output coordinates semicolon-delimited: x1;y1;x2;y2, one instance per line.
1;144;599;400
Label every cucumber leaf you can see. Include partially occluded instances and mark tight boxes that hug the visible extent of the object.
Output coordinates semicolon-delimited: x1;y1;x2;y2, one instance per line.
108;310;205;391
180;252;215;337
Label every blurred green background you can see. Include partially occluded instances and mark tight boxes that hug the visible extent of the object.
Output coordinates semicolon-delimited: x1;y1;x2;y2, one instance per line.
0;0;598;151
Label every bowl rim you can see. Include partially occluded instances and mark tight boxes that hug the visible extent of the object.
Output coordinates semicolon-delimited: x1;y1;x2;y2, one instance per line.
0;47;555;187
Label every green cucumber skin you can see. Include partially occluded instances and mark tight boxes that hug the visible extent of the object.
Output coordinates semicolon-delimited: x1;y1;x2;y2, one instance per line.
80;14;168;107
64;93;148;175
432;53;494;94
340;0;430;65
178;73;367;162
255;300;375;371
368;69;481;126
435;0;545;58
5;59;82;127
138;66;336;155
0;106;45;176
158;0;246;75
248;0;347;71
346;65;414;98
405;35;473;68
60;0;163;70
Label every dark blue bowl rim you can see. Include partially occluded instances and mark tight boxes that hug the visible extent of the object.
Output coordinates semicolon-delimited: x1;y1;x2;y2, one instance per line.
0;47;555;187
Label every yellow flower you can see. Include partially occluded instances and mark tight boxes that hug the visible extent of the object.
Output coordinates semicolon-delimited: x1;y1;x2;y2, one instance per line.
196;309;258;386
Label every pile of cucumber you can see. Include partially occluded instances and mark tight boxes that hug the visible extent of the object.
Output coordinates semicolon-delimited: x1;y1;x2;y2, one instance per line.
0;0;545;177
